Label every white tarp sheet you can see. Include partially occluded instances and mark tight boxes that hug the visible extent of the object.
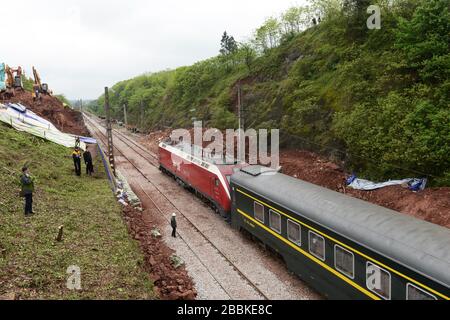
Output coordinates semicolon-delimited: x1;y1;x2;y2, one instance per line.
347;174;427;191
0;103;86;150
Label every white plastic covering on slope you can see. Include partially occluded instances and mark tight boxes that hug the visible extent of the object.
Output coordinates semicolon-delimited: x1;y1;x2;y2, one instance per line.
0;103;86;150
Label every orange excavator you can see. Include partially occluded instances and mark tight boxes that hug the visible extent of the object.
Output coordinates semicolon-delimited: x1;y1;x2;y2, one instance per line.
5;65;13;88
0;64;23;98
4;65;23;88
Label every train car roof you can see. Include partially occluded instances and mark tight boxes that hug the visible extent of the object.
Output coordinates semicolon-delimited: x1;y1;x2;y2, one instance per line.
231;165;450;287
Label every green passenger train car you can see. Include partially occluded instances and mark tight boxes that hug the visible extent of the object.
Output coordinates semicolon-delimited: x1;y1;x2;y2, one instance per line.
230;166;450;300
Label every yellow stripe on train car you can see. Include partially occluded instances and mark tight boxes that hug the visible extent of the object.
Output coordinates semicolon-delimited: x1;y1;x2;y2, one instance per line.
236;208;380;300
236;188;449;300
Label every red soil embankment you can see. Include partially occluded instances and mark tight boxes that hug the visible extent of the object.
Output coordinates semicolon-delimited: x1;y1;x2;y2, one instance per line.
2;90;88;136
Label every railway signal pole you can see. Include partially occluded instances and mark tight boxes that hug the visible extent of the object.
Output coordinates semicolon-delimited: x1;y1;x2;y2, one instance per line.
104;87;116;177
123;104;128;127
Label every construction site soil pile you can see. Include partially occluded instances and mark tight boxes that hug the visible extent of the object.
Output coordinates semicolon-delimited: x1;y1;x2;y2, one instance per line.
138;130;450;229
2;90;89;136
122;205;197;300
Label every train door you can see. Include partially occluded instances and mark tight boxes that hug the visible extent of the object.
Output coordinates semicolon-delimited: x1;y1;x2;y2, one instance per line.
211;176;221;204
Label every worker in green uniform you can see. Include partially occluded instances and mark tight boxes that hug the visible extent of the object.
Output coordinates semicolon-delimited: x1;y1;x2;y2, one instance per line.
20;166;35;216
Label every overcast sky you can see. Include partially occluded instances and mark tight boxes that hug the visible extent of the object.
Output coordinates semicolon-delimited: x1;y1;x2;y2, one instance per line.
2;0;306;100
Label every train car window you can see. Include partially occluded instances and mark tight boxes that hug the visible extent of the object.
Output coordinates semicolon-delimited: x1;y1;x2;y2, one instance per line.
334;245;354;279
308;231;325;261
406;284;437;300
287;220;301;246
269;210;281;234
366;262;391;300
254;202;264;223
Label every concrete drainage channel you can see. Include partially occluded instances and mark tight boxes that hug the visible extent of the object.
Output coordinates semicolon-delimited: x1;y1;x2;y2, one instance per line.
84;114;322;300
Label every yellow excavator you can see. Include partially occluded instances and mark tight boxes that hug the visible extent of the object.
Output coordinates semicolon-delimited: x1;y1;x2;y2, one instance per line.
32;66;51;101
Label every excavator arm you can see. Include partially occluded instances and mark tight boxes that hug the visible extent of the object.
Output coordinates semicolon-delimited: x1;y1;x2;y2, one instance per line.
32;66;42;91
32;66;50;95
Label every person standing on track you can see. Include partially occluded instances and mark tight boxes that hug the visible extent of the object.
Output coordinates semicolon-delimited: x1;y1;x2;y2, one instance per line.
171;213;177;238
72;147;82;176
83;146;94;176
20;166;35;216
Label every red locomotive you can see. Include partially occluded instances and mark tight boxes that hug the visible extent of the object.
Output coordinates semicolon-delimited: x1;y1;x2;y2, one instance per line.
159;141;246;219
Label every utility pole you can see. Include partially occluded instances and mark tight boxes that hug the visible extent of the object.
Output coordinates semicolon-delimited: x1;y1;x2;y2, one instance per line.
80;99;83;113
123;104;128;127
140;100;144;131
104;87;116;177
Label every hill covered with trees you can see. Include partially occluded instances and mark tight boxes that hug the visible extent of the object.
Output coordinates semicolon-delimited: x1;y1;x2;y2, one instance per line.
89;0;450;185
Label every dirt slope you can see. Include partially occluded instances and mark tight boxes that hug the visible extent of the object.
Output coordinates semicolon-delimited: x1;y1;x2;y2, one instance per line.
280;150;450;228
2;90;89;136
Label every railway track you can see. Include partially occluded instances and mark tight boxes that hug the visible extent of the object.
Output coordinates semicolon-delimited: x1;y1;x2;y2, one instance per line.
84;114;270;300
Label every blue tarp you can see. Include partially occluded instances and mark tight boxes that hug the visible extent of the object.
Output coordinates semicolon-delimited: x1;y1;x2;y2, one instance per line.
8;103;27;114
80;136;97;144
0;63;6;91
346;174;427;192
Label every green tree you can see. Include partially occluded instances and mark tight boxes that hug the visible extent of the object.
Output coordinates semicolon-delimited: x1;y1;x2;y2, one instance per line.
237;42;257;72
220;31;239;70
395;0;450;83
281;7;306;34
255;17;281;52
220;31;238;56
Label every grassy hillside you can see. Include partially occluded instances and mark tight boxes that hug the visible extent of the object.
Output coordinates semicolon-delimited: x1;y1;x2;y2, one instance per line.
90;0;449;185
0;123;154;299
